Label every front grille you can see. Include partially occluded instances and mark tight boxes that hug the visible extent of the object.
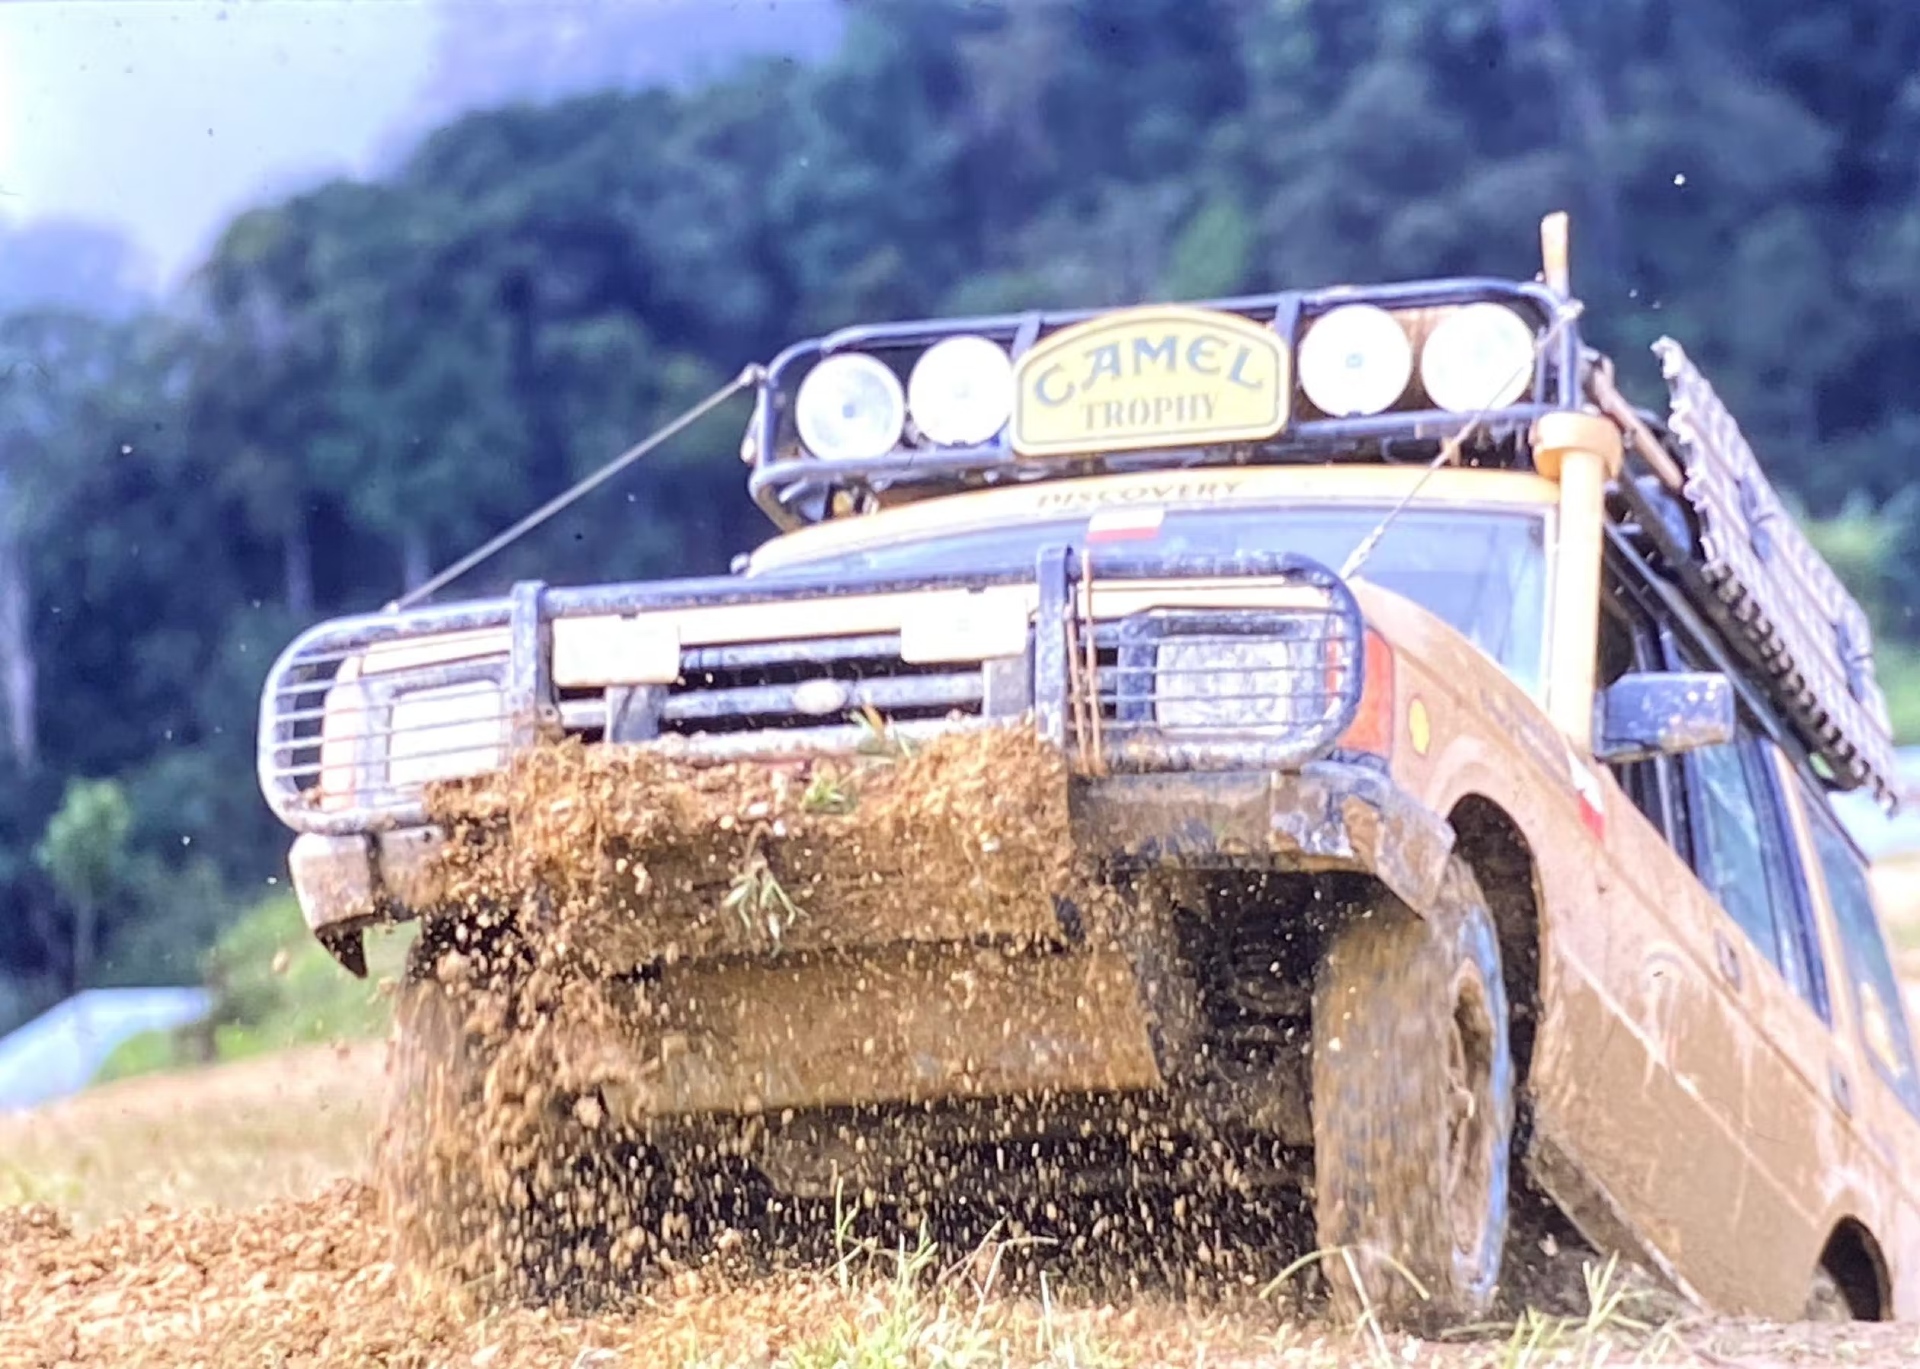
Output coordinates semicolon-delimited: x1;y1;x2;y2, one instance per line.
668;635;984;735
552;632;1010;754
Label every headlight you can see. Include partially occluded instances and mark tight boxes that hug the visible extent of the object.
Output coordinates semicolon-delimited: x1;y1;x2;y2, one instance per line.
908;334;1014;446
1154;636;1336;730
1419;303;1536;413
316;679;373;809
1297;304;1413;417
794;353;907;461
387;680;508;788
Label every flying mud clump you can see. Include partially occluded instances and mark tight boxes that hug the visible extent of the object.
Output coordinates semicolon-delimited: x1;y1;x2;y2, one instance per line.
379;725;1113;1311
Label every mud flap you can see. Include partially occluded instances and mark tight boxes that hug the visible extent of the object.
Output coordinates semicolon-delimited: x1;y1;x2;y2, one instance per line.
317;924;369;979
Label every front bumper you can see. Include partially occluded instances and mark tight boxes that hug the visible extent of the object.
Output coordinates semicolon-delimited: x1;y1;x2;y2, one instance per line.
285;826;446;976
289;758;1455;976
1072;758;1456;913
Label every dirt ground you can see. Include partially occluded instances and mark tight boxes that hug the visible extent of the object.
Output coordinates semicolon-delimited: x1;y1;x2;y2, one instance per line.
0;1041;383;1231
7;735;1920;1367
5;1062;1920;1369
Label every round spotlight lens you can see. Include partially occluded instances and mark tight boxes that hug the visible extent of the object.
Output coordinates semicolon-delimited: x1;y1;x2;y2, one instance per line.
1419;303;1537;413
907;335;1014;446
1297;304;1414;417
794;353;907;461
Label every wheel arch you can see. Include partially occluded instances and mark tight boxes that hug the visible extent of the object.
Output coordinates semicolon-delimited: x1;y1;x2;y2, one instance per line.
1818;1216;1891;1321
1445;795;1545;1097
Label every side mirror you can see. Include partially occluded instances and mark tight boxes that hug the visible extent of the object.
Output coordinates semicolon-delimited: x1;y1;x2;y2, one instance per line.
1596;671;1735;764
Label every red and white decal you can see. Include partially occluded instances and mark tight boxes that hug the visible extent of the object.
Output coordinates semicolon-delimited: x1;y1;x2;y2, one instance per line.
1086;506;1166;544
1568;753;1607;840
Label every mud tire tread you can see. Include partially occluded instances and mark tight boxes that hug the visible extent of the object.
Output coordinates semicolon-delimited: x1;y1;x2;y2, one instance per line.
1311;859;1515;1332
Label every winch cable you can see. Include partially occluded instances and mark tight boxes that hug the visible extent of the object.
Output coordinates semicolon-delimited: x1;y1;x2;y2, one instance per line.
387;364;766;613
1338;300;1586;582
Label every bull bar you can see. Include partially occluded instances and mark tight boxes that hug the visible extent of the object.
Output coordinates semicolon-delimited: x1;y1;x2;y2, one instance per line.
258;548;1367;837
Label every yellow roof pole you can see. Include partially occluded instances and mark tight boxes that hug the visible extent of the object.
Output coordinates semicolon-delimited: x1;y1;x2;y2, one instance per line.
1540;211;1572;298
1533;212;1622;753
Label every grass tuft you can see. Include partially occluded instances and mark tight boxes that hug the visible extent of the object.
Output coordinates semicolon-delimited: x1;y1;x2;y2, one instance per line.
851;705;916;762
775;1183;1122;1369
723;853;801;941
802;765;857;815
1446;1255;1679;1369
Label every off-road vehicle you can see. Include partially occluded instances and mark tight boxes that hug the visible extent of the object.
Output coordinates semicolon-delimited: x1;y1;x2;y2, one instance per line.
257;214;1920;1326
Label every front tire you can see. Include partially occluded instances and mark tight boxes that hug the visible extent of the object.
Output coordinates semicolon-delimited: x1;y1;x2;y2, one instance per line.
1311;861;1515;1330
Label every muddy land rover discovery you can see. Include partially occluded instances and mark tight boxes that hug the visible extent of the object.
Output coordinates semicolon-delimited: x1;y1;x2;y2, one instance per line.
258;216;1920;1327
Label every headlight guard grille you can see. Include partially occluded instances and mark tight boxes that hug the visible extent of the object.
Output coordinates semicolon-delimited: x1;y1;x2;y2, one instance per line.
1038;548;1368;775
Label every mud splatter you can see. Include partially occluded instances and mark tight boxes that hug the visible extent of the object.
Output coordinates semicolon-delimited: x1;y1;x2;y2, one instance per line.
375;727;1133;1311
419;724;1097;972
8;1175;1920;1366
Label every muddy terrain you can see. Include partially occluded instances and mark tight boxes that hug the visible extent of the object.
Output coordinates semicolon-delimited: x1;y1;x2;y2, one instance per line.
8;1123;1920;1367
6;732;1920;1366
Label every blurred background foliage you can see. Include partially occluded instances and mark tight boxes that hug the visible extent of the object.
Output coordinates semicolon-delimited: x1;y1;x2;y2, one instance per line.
3;0;1920;1027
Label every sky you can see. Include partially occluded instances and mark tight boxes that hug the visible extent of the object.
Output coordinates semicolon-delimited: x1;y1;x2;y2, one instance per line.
0;0;838;295
0;0;441;289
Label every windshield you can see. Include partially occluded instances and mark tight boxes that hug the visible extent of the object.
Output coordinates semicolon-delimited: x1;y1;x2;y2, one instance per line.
754;503;1553;699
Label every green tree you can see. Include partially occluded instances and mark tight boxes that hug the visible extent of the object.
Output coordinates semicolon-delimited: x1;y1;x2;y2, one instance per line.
34;778;131;993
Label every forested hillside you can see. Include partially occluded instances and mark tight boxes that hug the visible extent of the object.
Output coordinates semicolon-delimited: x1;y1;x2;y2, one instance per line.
4;0;1919;1025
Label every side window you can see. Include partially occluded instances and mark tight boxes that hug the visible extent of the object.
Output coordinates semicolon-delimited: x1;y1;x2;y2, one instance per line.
1606;549;1834;1020
1805;795;1920;1115
1596;595;1637;689
1689;738;1787;959
1682;727;1828;1018
1595;576;1684;849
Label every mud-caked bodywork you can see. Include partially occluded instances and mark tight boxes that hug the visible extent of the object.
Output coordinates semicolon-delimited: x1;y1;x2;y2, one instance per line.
258;220;1920;1326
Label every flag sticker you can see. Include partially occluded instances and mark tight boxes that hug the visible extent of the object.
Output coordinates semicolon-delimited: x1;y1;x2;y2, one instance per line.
1568;753;1607;840
1086;506;1166;543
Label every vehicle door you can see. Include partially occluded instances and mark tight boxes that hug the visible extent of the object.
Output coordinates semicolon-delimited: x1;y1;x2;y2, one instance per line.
1788;776;1920;1316
1664;708;1861;1314
1570;558;1840;1313
1539;569;1760;1306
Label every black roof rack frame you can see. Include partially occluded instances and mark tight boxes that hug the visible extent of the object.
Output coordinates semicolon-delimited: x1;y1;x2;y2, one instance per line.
745;275;1582;530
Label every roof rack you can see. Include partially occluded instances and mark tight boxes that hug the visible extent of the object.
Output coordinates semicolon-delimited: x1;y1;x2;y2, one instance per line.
744;274;1582;529
1606;342;1897;807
